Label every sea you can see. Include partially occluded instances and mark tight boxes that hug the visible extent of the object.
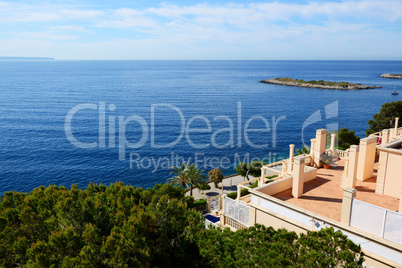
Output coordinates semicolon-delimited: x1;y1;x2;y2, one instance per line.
0;60;401;194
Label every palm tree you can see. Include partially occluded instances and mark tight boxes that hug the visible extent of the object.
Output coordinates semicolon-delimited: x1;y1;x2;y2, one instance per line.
167;163;190;190
167;163;207;196
295;145;310;156
187;164;207;196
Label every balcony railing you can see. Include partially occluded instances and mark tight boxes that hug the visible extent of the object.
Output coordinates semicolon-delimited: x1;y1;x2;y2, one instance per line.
224;197;250;226
350;199;402;245
336;149;350;159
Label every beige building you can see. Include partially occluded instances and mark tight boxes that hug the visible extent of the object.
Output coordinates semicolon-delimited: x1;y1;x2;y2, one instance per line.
206;119;402;267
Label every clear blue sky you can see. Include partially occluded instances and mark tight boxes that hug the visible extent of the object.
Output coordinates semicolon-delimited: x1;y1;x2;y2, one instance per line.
1;0;401;60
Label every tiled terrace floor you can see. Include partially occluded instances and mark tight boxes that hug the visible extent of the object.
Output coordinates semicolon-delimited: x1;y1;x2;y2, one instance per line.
271;160;400;222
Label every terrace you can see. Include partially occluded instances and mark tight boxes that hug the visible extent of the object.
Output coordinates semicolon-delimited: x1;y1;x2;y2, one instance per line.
211;124;402;266
265;159;399;222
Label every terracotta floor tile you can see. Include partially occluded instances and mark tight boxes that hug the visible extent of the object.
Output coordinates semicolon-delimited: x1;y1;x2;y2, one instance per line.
269;160;399;222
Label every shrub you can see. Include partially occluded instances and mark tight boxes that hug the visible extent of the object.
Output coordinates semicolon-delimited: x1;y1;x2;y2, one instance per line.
183;195;194;205
197;181;211;191
338;127;360;150
226;181;258;199
247;161;266;178
188;199;207;211
208;168;224;188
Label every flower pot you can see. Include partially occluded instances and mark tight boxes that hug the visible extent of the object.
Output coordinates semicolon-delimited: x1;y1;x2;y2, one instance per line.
323;164;330;169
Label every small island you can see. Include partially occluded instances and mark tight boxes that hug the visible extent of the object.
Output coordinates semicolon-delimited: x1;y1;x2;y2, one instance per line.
380;74;402;79
260;77;382;90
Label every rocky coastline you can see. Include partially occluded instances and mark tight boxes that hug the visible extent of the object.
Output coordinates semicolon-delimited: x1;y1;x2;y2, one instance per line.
260;78;382;90
380;74;402;79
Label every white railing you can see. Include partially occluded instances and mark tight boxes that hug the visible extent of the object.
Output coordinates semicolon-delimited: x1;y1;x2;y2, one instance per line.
224;216;247;230
336;149;350;159
224;197;250;226
350;199;402;245
209;196;220;212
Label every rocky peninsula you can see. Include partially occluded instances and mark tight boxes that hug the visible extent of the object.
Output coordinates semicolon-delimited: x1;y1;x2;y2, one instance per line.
260;77;382;90
380;74;402;79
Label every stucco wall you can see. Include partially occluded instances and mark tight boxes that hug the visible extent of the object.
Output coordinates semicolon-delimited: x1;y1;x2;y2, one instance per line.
384;152;402;198
249;192;402;268
257;168;317;196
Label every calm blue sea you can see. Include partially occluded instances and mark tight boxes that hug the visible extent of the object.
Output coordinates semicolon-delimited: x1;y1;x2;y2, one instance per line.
0;60;401;194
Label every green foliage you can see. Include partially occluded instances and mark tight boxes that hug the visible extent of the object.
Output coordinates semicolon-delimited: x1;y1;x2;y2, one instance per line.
235;162;248;178
197;181;211;191
236;160;264;185
168;162;191;189
366;101;402;136
265;174;278;183
0;183;365;267
247;161;266;178
295;145;310;155
296;227;365;267
227;188;249;199
188;199;207;212
208;168;224;188
273;78;365;88
197;225;364;267
249;180;259;189
183;195;195;205
320;153;334;165
187;164;208;196
168;163;207;196
338;127;360;150
0;182;205;267
226;181;258;199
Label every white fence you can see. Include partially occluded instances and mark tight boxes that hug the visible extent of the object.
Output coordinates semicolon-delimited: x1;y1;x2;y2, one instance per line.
336;149;350;159
224;197;250;226
350;199;402;245
209;196;220;212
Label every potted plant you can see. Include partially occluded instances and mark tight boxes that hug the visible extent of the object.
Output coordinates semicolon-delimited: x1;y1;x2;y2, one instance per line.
320;154;332;169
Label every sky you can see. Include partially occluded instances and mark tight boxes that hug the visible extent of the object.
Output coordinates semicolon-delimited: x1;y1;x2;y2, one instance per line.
0;0;401;60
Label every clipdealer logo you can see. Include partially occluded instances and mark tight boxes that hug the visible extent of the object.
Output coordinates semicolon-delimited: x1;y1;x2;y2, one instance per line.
64;101;338;172
64;102;286;159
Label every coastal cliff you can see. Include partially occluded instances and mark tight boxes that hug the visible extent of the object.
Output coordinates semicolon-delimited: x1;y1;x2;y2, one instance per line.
260;77;382;90
380;74;402;79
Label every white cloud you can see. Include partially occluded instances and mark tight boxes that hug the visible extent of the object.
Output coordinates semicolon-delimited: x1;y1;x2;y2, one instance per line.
0;0;401;59
13;31;78;40
49;25;90;33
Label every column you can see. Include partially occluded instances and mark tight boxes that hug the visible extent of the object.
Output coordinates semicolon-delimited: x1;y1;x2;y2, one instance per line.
310;138;316;156
356;136;377;181
376;150;388;195
330;133;336;152
292;156;305;199
395;117;399;137
260;167;265;185
341;158;349;187
310;138;316;166
236;185;241;201
345;145;359;188
220;195;226;226
341;188;356;225
314;129;327;167
381;129;390;145
288;144;295;173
